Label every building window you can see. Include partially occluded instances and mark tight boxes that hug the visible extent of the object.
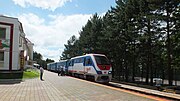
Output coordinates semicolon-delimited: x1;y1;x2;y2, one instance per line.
0;51;4;61
0;28;6;39
19;37;22;47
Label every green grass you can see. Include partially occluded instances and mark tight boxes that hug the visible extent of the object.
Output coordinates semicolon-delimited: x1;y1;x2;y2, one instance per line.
23;69;40;79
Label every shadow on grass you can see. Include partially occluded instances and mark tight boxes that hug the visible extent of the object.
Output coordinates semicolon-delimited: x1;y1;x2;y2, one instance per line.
0;71;23;84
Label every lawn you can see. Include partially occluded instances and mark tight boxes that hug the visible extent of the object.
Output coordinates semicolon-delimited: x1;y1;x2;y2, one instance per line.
23;69;40;79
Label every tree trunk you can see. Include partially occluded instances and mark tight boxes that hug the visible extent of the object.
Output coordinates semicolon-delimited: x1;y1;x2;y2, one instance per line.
146;59;149;84
132;41;136;82
166;2;173;86
147;18;153;86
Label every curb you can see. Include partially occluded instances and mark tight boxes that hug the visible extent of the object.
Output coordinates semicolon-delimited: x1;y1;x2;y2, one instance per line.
109;82;180;100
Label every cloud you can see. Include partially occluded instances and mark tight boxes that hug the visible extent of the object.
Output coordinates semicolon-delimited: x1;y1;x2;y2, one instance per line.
12;0;72;11
18;13;91;61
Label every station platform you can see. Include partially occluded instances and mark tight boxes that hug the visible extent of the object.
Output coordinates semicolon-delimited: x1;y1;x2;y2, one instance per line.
0;70;180;101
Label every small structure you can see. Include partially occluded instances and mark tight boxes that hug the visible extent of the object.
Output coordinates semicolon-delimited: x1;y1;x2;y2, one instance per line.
0;15;34;71
153;78;163;90
153;78;163;86
33;63;40;69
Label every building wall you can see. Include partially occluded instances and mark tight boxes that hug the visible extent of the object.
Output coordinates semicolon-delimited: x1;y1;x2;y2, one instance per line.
26;39;34;65
0;15;33;71
12;21;20;70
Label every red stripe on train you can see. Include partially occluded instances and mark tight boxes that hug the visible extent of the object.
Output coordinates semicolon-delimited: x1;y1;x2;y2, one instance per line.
97;65;111;70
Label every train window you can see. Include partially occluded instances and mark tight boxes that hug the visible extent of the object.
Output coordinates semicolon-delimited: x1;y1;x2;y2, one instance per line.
72;60;74;66
94;56;110;65
80;58;84;63
74;58;84;63
69;60;74;66
74;58;78;63
85;58;92;65
74;59;77;63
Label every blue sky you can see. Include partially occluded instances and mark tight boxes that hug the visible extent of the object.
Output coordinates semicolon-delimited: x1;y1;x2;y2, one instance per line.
0;0;116;61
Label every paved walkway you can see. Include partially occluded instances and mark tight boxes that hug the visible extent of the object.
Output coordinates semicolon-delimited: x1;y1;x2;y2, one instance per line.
0;70;180;101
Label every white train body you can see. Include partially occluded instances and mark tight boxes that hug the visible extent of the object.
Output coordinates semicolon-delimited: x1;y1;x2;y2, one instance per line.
68;54;112;83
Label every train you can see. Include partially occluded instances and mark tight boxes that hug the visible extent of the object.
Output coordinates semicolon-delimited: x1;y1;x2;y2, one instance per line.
47;54;112;83
47;60;68;73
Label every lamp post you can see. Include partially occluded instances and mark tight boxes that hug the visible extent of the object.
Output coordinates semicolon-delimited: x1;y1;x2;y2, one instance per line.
110;59;114;78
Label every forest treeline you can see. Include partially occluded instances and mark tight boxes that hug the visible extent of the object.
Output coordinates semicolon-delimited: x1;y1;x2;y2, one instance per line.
61;0;179;86
33;51;54;69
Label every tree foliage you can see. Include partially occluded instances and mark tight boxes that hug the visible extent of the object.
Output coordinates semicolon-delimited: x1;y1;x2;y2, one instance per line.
61;0;180;86
33;51;54;69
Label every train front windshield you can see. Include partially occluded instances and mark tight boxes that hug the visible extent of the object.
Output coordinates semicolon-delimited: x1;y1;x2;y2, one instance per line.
94;55;110;65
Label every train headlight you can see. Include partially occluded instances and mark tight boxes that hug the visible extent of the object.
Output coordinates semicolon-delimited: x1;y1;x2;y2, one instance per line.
97;71;102;74
108;71;112;74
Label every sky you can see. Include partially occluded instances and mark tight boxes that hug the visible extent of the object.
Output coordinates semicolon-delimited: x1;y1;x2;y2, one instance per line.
0;0;116;62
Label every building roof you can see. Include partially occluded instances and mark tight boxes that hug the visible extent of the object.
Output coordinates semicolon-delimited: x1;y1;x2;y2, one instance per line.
0;15;18;20
25;38;34;45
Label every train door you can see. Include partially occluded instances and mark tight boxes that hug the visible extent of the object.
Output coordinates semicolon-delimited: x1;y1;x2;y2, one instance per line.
65;60;69;74
84;56;96;81
68;59;74;75
83;57;86;73
84;56;93;73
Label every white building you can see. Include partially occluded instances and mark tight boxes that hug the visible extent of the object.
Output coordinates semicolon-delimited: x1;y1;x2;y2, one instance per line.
0;15;34;71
